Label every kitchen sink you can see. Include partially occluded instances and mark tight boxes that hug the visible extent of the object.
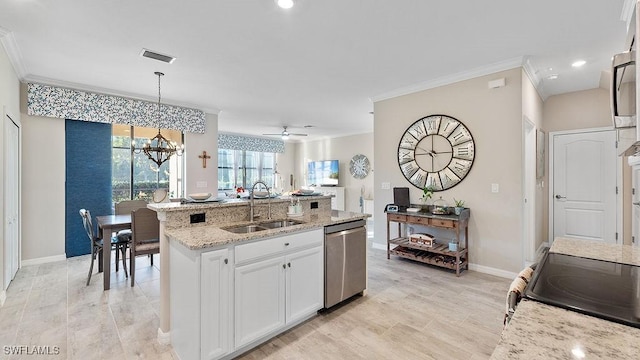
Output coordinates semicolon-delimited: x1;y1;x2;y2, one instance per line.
222;224;268;234
222;219;304;234
258;219;304;229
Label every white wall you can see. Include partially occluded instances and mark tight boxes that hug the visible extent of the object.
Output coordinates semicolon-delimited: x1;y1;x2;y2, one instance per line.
374;68;524;274
185;113;219;195
295;133;374;213
521;70;545;255
20;94;66;261
0;39;22;291
275;142;296;193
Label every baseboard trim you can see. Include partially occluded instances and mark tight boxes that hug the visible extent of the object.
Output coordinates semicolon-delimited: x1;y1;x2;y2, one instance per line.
21;254;67;267
0;290;6;306
371;242;386;250
157;327;171;345
468;263;517;279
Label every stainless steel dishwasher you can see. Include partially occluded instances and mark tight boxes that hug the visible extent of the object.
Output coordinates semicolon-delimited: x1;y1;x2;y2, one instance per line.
324;219;367;308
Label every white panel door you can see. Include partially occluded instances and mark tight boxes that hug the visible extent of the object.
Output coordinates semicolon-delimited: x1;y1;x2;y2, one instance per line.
234;256;285;349
4;114;19;289
201;248;231;360
553;130;617;243
286;246;323;324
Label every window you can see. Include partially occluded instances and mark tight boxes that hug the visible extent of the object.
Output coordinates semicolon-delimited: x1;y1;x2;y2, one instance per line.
112;124;184;203
218;149;275;190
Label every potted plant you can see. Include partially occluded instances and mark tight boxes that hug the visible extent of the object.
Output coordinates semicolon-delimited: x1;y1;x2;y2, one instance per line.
420;185;434;211
453;198;465;215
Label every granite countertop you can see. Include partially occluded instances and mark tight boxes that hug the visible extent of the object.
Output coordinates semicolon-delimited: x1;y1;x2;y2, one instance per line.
549;236;640;266
148;194;332;212
165;210;369;250
491;237;640;359
491;300;640;359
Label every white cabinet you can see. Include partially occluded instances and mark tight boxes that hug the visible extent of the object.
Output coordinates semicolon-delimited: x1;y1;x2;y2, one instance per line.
170;228;324;360
319;186;345;211
234;229;324;350
286;246;323;323
235;256;286;347
201;248;232;359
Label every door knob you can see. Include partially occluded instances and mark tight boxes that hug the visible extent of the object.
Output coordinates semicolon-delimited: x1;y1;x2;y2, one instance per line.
555;195;566;199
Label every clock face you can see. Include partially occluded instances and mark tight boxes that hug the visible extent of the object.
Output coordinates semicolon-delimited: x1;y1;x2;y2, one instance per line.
397;115;475;191
350;154;370;179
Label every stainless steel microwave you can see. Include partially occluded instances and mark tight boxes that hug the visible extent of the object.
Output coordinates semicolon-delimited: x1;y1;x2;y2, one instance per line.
611;50;636;128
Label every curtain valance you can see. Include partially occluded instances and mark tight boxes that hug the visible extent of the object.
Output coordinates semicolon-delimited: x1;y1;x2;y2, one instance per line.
218;134;285;153
27;83;206;133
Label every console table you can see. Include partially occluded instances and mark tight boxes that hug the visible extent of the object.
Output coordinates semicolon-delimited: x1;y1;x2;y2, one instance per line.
386;208;470;276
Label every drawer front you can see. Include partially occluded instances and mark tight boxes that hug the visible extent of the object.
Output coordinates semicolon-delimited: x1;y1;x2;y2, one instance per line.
407;216;429;225
430;219;455;228
235;229;323;264
387;214;407;222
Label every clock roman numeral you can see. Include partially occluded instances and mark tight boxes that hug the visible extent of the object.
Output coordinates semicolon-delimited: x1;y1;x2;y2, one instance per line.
449;159;471;178
410;169;428;189
401;161;418;177
398;149;414;164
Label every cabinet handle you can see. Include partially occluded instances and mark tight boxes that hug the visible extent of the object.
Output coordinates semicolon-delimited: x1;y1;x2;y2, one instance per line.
284;242;290;246
224;258;228;264
282;264;286;269
287;262;291;268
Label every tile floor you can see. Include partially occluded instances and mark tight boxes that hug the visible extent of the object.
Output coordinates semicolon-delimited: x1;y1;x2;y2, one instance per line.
0;247;510;360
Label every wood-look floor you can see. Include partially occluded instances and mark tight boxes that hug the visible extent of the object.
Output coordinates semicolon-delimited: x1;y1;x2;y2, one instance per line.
0;245;510;360
238;246;510;360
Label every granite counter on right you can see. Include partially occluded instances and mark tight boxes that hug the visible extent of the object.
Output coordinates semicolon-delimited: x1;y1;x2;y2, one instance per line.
490;237;640;360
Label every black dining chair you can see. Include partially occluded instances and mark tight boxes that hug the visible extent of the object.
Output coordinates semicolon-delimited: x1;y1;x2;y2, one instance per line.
80;209;130;286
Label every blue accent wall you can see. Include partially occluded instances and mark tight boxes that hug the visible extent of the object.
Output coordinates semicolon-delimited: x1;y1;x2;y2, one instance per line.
65;120;112;257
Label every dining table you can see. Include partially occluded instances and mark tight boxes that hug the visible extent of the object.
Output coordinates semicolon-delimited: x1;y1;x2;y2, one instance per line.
95;214;131;290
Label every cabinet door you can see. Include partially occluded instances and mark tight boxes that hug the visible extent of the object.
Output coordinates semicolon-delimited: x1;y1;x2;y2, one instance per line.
201;248;231;360
235;256;285;348
286;246;324;324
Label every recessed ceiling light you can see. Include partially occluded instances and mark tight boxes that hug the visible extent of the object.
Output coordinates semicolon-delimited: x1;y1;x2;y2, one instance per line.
547;74;559;80
572;60;586;68
276;0;294;9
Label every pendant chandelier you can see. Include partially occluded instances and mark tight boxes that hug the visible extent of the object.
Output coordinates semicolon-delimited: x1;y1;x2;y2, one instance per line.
133;71;184;168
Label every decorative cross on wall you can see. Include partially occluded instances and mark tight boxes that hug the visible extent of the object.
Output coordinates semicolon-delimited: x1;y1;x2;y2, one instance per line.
198;151;211;168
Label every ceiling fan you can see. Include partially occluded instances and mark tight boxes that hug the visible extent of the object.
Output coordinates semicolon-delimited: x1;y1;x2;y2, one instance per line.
263;126;308;140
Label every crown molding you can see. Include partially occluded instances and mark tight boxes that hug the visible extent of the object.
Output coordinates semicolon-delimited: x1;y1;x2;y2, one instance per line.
370;56;525;103
0;28;27;80
522;56;548;100
621;0;636;28
23;74;220;115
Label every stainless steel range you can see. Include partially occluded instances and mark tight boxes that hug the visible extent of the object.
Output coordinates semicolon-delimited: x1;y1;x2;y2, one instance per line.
525;252;640;328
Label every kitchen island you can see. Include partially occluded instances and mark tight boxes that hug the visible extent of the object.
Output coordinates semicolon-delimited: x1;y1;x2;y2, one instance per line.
147;195;370;360
490;237;640;359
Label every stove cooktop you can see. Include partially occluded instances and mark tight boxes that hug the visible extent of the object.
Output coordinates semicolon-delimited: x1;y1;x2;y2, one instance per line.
524;252;640;328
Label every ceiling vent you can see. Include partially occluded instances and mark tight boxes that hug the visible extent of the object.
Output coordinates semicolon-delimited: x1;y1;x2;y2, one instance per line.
140;49;176;64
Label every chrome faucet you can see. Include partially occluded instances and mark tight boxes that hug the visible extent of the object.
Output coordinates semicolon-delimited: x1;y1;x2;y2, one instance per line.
250;180;271;222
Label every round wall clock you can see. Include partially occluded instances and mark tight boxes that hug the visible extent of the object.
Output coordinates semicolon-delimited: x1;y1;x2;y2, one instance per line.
397;114;475;191
349;154;370;179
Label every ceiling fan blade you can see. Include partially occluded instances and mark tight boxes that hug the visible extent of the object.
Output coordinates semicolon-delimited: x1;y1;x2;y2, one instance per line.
262;133;283;136
290;133;308;136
